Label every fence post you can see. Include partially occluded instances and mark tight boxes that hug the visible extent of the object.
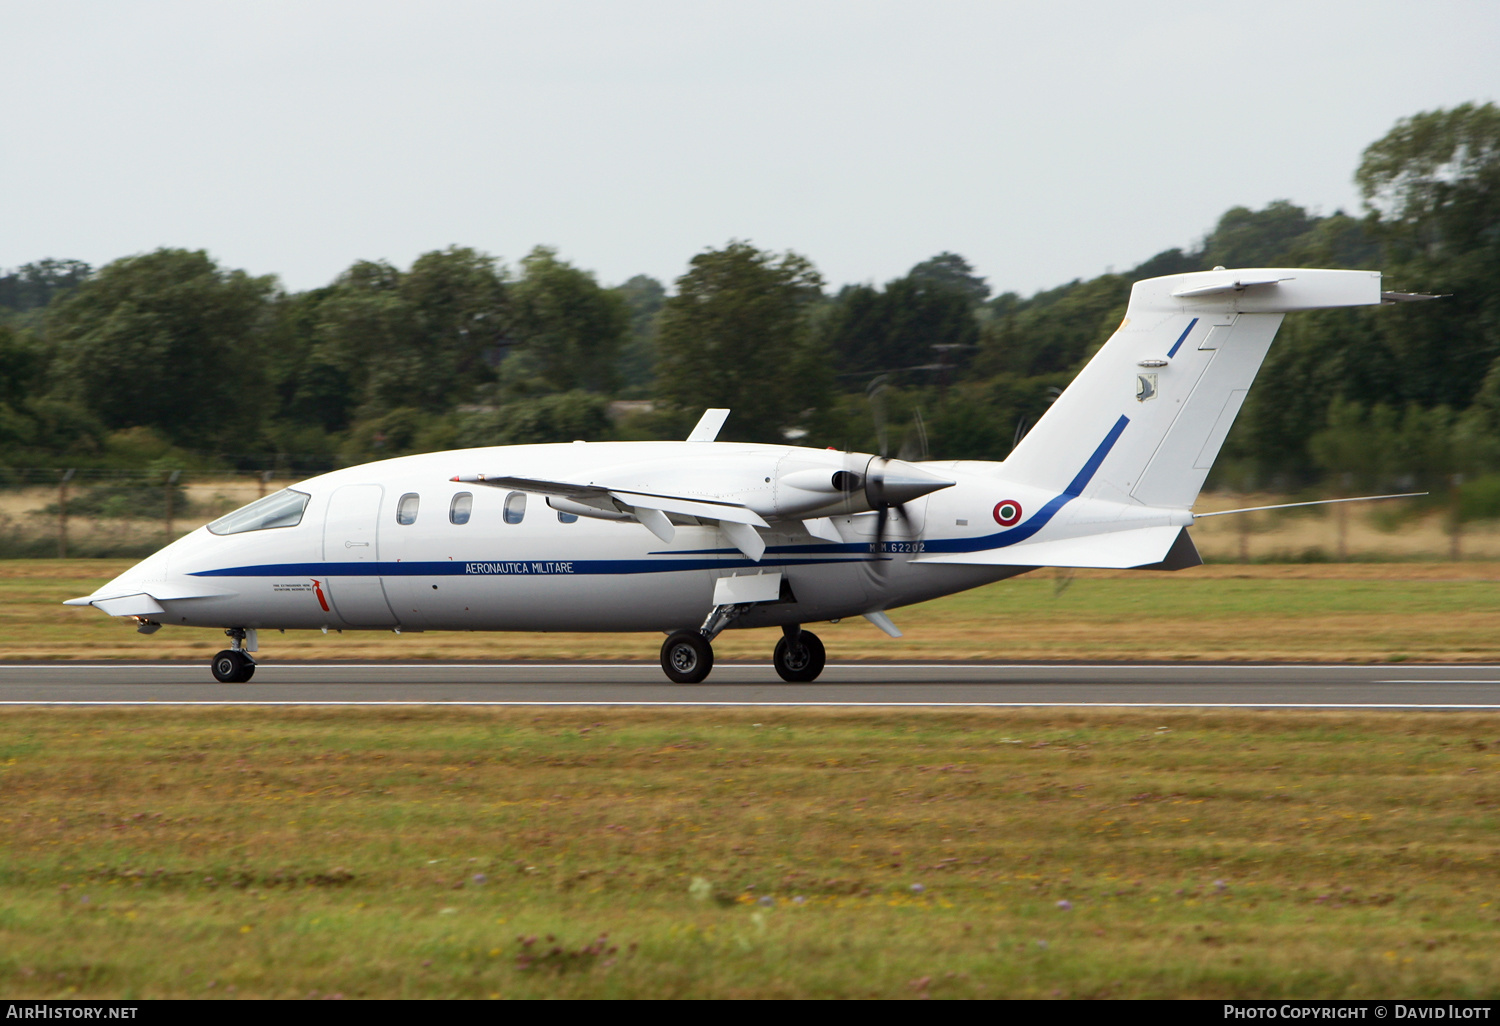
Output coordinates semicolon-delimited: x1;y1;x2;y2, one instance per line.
58;468;76;559
258;469;272;498
1335;473;1352;562
1450;473;1464;562
165;470;181;540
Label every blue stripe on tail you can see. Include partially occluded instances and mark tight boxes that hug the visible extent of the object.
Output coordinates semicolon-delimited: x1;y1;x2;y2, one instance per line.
1165;318;1199;358
923;414;1129;554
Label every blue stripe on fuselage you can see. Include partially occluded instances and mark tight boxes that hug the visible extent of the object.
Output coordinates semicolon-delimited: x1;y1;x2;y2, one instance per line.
920;413;1129;555
666;414;1132;560
188;555;874;579
187;417;1130;578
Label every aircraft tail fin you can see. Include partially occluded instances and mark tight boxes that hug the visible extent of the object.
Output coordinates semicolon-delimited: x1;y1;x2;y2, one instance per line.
1002;268;1384;509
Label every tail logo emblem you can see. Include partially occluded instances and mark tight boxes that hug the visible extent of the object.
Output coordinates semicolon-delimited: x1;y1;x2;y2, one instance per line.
993;501;1023;526
1136;373;1158;402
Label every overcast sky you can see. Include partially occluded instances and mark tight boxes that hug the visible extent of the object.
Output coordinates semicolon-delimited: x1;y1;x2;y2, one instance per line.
3;1;1497;297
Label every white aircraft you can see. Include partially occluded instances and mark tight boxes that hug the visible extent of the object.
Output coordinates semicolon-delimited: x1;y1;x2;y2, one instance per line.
67;267;1426;684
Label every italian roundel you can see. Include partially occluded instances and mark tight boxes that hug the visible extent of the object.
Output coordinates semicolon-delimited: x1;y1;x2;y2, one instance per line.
992;500;1022;526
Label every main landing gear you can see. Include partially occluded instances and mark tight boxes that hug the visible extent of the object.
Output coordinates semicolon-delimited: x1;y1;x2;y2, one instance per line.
658;622;826;685
211;628;256;683
773;626;826;683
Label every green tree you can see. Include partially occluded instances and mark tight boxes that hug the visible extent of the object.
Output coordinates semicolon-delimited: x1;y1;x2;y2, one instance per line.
1200;201;1319;269
0;258;91;315
821;276;979;382
1357;102;1500;411
977;274;1128;378
614;274;666;395
454;391;612;447
47;249;274;449
261;285;355;434
508;247;627;394
317;247;510;417
1309;398;1399;492
1127;247;1203;279
906;252;990;304
655;241;826;442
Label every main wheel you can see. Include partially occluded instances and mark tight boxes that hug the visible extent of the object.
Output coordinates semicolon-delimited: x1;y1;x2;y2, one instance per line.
660;631;714;684
210;649;256;684
773;629;826;683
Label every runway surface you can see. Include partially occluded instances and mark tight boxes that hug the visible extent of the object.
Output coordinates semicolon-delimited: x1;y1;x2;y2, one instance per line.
2;661;1500;708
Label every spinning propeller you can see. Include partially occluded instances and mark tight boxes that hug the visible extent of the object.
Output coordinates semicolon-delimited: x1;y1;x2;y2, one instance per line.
853;378;942;562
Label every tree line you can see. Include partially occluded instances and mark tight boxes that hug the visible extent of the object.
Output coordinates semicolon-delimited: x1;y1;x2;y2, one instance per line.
1;103;1498;508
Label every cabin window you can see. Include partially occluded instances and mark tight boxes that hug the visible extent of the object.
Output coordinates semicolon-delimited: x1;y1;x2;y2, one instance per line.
503;491;526;525
396;493;420;525
557;510;578;524
207;489;311;536
449;492;473;525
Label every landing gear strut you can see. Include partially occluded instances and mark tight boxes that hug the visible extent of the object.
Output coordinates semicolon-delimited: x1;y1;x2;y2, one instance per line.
773;625;826;683
211;628;256;683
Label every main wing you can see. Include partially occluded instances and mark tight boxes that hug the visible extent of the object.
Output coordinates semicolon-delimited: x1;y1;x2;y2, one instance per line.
451;473;772;561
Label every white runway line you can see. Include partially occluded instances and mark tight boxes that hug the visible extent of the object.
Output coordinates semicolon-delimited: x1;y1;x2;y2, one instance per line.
8;663;1500;672
5;701;1500;709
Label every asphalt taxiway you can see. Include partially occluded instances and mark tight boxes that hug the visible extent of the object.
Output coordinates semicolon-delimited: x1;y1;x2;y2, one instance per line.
1;661;1499;707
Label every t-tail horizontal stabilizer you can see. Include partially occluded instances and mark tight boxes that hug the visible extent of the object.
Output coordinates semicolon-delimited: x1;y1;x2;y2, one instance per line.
1002;268;1388;512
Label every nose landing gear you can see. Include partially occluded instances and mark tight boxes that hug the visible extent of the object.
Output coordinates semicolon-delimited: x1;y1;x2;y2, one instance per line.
211;628;257;683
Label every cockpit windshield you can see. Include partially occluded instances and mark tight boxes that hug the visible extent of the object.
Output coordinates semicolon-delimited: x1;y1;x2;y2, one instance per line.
207;489;312;536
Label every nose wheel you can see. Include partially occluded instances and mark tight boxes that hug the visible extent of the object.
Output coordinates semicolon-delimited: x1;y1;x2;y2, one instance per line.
211;649;256;683
773;628;825;682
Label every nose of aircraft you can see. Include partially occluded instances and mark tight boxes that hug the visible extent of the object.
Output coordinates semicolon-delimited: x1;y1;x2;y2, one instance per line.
63;546;176;616
63;532;236;615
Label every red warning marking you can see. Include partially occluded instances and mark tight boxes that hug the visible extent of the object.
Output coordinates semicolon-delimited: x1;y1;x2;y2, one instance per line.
992;500;1022;527
311;579;330;612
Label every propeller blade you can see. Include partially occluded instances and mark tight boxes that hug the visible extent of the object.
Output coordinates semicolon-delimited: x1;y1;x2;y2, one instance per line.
892;501;911;534
897;409;928;463
866;375;891;457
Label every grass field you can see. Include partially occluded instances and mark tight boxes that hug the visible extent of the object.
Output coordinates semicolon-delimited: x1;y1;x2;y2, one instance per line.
10;559;1500;663
1;707;1498;999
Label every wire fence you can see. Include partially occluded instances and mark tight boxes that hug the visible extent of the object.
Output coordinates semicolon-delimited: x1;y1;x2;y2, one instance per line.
0;469;298;558
0;468;1496;562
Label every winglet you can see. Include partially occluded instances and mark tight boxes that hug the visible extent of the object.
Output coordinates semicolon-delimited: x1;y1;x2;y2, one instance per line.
686;409;730;442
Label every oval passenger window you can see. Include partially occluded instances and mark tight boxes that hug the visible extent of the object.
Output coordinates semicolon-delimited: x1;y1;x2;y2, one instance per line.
557;510;578;524
396;493;420;525
450;492;473;525
503;491;526;525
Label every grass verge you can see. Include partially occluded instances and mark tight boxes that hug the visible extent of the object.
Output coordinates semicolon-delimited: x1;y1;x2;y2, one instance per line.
2;707;1498;998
